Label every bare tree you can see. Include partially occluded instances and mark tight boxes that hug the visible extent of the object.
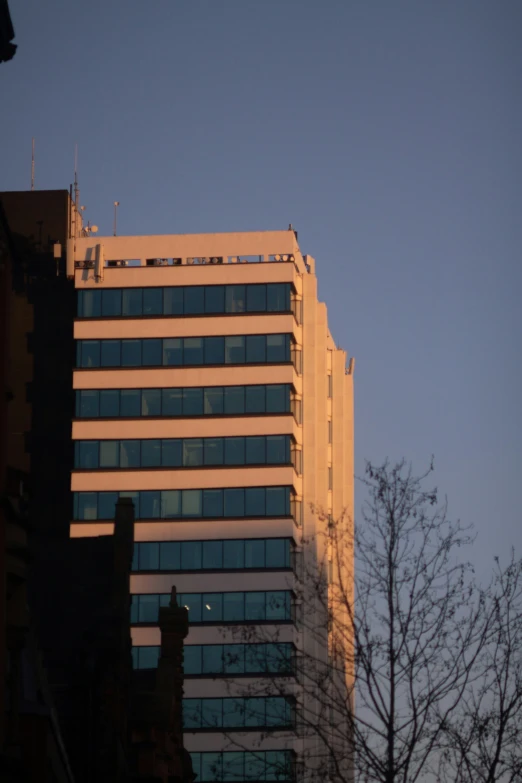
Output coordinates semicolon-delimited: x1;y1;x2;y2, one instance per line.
435;551;522;783
216;460;512;783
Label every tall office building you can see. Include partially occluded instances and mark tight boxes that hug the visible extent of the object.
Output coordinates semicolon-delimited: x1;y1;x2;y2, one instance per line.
70;230;354;782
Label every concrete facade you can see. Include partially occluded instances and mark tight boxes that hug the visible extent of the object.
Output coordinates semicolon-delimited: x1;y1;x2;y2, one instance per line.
69;229;354;780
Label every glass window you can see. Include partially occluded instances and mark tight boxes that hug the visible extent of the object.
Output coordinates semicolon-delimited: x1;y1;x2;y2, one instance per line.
78;492;97;520
101;339;120;367
182;593;202;623
182;489;202;517
141;491;160;519
160;541;180;570
223;593;244;622
267;283;290;312
203;489;223;517
266;487;288;516
162;490;181;518
183;388;203;415
246;284;266;312
266;334;288;363
184;287;205;315
138;594;159;623
267;435;288;464
80;289;101;317
184;645;202;675
223;644;244;674
201;698;222;728
97;492;119;519
245;436;264;464
143;287;163;315
266;539;287;568
164;287;183;315
224;437;244;465
204;387;223;415
201;754;222;783
162;439;182;467
224;752;244;780
183;700;202;729
225;285;246;313
224;386;244;414
121;340;141;366
139;542;159;570
245;540;265;568
183;439;203;467
266;591;289;621
224;488;244;518
78;440;98;468
122;288;142;316
99;441;119;468
266;384;288;413
101;289;122;316
245;386;265;413
202;541;223;569
225;335;245;364
245;592;266;621
223;699;244;728
120;389;141;417
184;337;204;365
181;541;202;570
162;388;182;416
205;285;225;313
120;440;140;468
80;340;100;368
245;487;265;516
204;336;225;364
142;440;161;467
202;646;223;674
163;338;182;366
245;698;265;729
245;645;265;673
138;646;160;670
223;540;244;569
203;593;223;623
268;644;292;675
100;389;119;417
79;390;99;418
142;339;162;366
142;389;161;416
246;335;266;363
204;438;223;466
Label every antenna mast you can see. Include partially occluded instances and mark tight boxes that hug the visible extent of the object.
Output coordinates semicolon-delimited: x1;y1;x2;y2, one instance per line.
31;138;35;191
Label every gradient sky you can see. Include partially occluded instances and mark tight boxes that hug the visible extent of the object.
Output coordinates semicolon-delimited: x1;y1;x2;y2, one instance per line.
2;0;521;578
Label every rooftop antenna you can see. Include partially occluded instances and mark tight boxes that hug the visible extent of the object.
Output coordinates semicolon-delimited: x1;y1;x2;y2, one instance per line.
113;201;120;236
31;138;35;191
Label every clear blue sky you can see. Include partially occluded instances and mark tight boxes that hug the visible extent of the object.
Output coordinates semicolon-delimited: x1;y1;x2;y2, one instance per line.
2;0;521;576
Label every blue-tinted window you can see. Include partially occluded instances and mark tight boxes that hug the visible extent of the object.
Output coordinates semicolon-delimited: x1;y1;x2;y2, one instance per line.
246;284;266;312
140;643;295;676
266;384;288;413
182;593;202;622
79;390;99;417
245;436;264;465
266;591;289;621
182;489;202;517
204;387;223;415
266;486;288;516
266;539;288;568
223;593;244;622
164;287;183;315
97;492;119;519
142;440;161;467
162;388;182;416
202;541;223;569
245;487;266;516
141;490;160;519
225;335;245;364
225;285;246;313
142;388;161;416
204;438;223;465
246;334;266;363
267;283;290;312
181;541;202;570
163;338;182;366
160;541;180;570
183;388;203;415
120;440;140;468
139;542;159;570
162;439;182;467
184;337;204;365
80;290;101;317
245;592;265;621
203;489;223;517
80;340;100;368
245;386;265;413
224;437;244;465
183;439;203;467
143;288;163;315
204;336;225;364
205;286;225;313
99;440;119;468
184;287;205;315
100;389;119;417
142;339;162;366
266;334;288;363
224;488;244;517
223;540;244;569
203;594;223;623
202;646;223;674
224;386;244;414
122;288;142;316
267;435;288;464
162;490;181;518
78;441;98;469
121;340;141;366
132;538;292;573
102;289;121;316
245;540;265;568
138;594;159;623
184;645;202;675
101;340;120;367
120;389;141;416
